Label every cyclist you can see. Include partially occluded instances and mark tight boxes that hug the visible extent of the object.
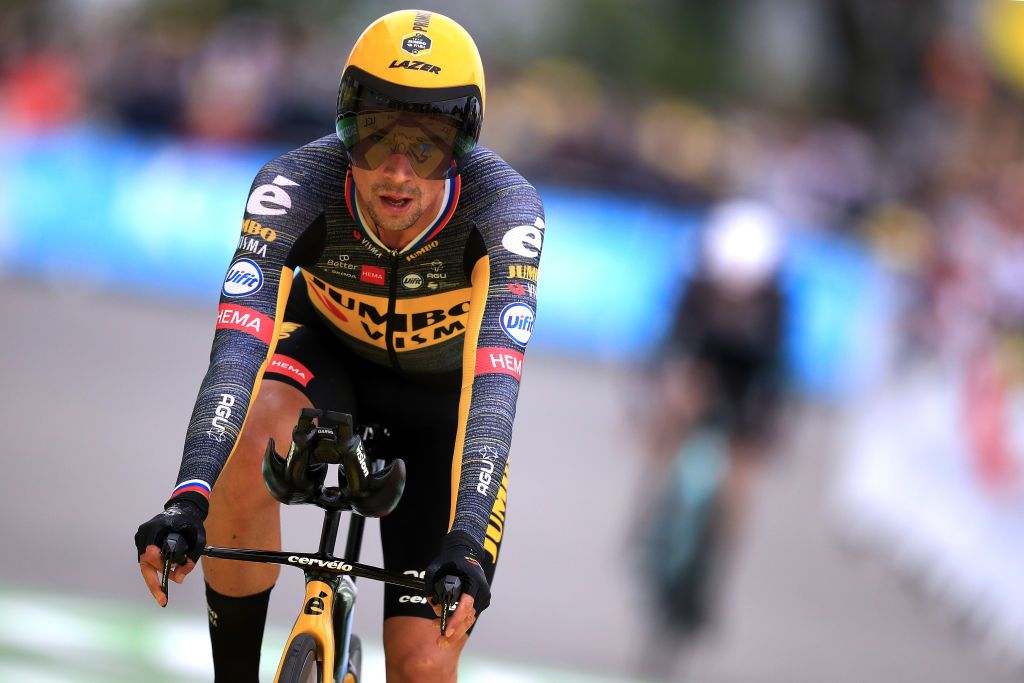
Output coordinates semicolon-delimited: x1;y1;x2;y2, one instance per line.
637;198;787;675
133;10;544;682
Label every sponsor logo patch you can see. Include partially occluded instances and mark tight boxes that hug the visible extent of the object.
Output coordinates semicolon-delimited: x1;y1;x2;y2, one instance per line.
403;273;423;290
507;264;538;282
223;258;264;298
499;302;535;345
508;282;537;297
269;354;314;387
304;274;468;350
237;235;267;258
476;347;525;381
246;175;298;216
389;59;440;74
354;230;384;259
241;218;277;242
361;264;386;285
326;255;359;271
401;31;432;56
207;393;236;442
484;464;510;563
501;218;545;258
216;303;274;344
405;240;440;262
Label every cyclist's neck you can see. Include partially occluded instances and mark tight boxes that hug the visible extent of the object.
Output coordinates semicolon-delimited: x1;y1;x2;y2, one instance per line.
350;182;446;252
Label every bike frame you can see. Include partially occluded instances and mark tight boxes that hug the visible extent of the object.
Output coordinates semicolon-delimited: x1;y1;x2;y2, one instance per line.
203;506;425;683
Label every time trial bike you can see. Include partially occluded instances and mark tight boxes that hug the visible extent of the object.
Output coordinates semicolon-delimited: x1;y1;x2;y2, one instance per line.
161;408;462;683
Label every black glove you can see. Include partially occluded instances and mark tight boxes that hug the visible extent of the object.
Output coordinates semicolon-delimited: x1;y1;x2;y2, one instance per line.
134;498;207;563
424;530;491;614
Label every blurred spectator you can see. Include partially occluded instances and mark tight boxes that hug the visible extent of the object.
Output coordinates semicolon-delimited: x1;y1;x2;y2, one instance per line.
1;48;83;130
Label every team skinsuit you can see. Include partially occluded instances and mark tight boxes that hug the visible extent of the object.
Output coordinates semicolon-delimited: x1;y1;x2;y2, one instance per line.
134;6;545;659
178;135;543;617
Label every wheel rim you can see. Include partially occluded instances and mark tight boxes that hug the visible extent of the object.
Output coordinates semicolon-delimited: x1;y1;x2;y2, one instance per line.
299;650;319;683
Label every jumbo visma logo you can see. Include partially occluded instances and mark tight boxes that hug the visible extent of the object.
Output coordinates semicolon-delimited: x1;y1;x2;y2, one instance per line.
303;274;470;350
223;258;264;298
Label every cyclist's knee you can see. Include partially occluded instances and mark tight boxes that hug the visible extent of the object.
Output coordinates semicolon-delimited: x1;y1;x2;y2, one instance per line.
384;617;463;683
386;647;458;683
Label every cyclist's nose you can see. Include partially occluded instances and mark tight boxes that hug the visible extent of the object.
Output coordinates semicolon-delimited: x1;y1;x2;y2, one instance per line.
379;151;416;181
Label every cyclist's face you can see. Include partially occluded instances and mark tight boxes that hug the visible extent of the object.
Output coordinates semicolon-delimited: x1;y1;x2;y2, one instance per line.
348;111;458;180
350;153;446;237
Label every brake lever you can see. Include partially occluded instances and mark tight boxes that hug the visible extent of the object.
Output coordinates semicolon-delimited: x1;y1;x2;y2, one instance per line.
160;533;186;607
435;575;463;636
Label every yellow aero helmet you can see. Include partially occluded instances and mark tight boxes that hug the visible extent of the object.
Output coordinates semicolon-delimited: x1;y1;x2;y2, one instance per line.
336;10;485;179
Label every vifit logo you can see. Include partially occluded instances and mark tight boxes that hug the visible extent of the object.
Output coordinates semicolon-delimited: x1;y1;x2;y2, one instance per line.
223;258;263;298
499;302;535;345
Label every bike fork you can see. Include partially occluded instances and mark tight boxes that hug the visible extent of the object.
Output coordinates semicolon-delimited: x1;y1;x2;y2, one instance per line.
332;576;358;682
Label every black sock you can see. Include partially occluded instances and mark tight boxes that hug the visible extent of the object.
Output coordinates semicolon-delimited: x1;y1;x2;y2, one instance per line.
206;583;273;683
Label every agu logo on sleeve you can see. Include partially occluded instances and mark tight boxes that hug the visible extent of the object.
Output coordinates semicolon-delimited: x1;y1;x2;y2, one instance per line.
223;258;264;298
499;302;535;345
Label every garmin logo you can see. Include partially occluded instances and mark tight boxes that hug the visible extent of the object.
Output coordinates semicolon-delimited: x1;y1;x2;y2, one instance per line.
389;60;441;74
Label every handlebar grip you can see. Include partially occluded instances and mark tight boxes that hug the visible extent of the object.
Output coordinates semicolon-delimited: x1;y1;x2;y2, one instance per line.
434;575;463;636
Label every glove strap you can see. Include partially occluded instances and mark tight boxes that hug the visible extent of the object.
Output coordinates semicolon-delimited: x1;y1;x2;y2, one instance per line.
164;491;210;519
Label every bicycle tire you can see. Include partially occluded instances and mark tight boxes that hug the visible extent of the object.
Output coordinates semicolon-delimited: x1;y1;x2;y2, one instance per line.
278;633;321;683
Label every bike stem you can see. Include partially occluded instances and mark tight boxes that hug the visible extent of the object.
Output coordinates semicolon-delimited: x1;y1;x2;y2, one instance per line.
343;512;365;565
319;508;342;557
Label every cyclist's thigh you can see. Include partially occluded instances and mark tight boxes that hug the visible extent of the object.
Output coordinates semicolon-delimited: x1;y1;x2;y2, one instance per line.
207;321;348;510
368;379;503;622
263;321;358;415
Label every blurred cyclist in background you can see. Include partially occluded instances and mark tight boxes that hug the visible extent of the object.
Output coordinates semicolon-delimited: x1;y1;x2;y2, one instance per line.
637;198;788;678
132;10;545;682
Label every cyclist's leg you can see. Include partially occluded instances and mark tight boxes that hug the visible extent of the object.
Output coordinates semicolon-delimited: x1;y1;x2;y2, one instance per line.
202;378;309;594
383;617;467;683
359;371;499;683
201;311;358;681
199;378;307;682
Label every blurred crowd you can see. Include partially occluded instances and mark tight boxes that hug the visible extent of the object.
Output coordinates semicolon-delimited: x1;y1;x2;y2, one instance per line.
3;0;1021;478
1;0;1020;459
3;0;1024;674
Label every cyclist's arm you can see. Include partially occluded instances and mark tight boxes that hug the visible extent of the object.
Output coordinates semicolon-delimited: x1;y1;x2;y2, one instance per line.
447;183;545;561
165;156;325;515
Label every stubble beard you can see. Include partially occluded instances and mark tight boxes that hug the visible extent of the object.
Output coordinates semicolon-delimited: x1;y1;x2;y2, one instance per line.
365;181;423;233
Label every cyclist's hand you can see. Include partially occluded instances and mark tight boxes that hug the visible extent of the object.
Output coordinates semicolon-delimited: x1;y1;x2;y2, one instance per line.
424;531;490;645
138;544;196;606
429;592;476;648
134;501;206;606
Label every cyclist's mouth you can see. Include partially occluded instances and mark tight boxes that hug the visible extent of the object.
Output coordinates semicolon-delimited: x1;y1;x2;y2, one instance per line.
380;194;412;211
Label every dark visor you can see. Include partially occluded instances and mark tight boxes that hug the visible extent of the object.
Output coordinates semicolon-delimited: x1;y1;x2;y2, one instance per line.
336;67;482;179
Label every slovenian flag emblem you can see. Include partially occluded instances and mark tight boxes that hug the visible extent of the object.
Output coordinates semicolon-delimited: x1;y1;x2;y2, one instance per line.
172;479;212;499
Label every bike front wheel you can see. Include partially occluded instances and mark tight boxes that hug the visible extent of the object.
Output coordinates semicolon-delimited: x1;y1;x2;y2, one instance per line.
278;633;322;683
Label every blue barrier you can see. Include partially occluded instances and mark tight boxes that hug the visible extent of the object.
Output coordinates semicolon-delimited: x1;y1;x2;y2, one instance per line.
1;126;884;396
